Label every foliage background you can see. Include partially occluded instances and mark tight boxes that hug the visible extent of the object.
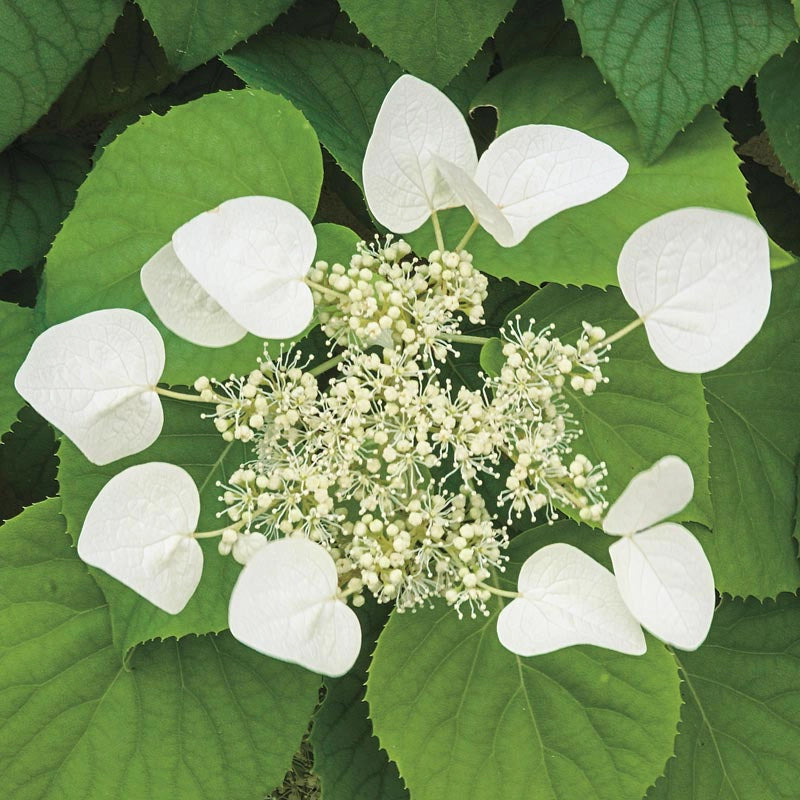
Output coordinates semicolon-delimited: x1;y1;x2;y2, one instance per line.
1;1;800;798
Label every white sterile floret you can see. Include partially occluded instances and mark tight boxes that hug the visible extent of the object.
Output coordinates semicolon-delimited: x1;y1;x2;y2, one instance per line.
617;207;771;373
604;456;715;651
362;75;478;233
77;462;203;614
228;537;362;677
497;543;646;656
140;242;246;347
14;308;165;465
171;196;317;339
436;124;628;247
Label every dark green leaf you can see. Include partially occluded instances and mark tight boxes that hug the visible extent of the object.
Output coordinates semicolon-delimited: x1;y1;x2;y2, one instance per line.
0;301;35;435
700;264;800;598
648;594;800;799
0;499;321;800
562;0;799;160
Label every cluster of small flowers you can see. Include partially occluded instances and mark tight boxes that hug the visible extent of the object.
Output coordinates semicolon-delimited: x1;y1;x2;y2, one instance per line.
196;239;610;617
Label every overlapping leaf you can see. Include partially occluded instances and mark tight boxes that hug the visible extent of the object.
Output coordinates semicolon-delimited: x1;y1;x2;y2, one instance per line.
700;264;800;598
367;522;682;800
563;0;799;160
135;0;293;73
0;0;125;149
0;301;35;435
337;0;514;86
417;57;790;286
44;89;325;384
648;594;800;799
0;499;320;800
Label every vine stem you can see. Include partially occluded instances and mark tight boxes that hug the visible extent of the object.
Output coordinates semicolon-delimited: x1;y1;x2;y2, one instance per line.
477;581;521;599
154;386;209;403
597;317;644;348
455;218;480;252
431;210;445;251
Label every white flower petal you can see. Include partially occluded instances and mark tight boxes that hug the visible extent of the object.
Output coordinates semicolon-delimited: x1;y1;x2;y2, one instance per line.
617;207;771;373
140;242;247;347
432;156;515;246
171;196;316;340
229;537;361;677
474;124;628;246
610;523;715;651
14;308;165;465
603;456;694;536
496;543;646;657
77;462;203;614
363;74;478;233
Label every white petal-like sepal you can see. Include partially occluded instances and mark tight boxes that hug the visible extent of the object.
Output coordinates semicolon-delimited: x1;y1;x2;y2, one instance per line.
229;537;362;677
363;75;478;233
474;124;628;246
172;196;316;340
77;462;203;614
496;543;646;657
140;242;247;347
603;456;694;536
617;207;771;373
433;156;515;246
610;523;715;651
14;308;165;465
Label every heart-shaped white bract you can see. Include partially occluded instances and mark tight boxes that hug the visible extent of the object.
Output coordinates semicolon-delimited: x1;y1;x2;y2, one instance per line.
171;196;317;340
362;74;478;233
617;207;771;373
497;543;646;657
77;462;203;614
436;124;628;247
229;537;361;677
604;456;715;651
14;308;165;465
140;242;246;347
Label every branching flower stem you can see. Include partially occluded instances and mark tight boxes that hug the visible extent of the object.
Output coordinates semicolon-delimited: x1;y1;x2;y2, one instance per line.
456;218;480;252
597;317;644;348
477;581;520;599
431;210;445;251
154;386;209;403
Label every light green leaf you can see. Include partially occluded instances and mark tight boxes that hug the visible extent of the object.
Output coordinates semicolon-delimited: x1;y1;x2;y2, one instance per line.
0;302;35;435
758;42;800;187
135;0;293;74
51;3;171;128
311;599;408;800
417;57;792;286
58;397;247;654
648;594;800;800
484;284;712;526
0;499;321;800
367;522;682;800
224;34;402;189
0;0;125;150
700;264;800;598
562;0;799;160
337;0;514;86
0;136;88;276
45;89;324;385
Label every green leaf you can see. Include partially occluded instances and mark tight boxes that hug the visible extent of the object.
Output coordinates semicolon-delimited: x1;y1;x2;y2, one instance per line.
758;42;800;187
493;284;712;526
562;0;799;161
311;598;408;800
224;34;402;190
0;406;59;524
367;522;682;800
135;0;293;74
648;594;800;799
44;89;324;385
0;499;321;800
0;301;35;435
700;264;800;598
0;0;125;149
493;0;582;66
50;3;171;128
416;57;792;287
337;0;514;86
0;135;89;276
58;397;248;654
